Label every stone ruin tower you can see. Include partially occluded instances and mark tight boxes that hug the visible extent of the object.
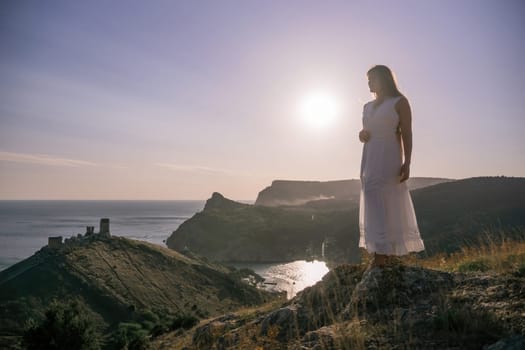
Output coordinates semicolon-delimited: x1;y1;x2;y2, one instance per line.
99;218;111;237
48;236;63;248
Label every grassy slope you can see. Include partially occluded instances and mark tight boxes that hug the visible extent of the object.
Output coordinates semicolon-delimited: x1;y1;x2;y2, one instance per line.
412;176;525;252
0;236;275;340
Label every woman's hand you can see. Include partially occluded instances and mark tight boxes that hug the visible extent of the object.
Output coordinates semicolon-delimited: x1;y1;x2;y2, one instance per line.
399;162;410;182
359;129;371;143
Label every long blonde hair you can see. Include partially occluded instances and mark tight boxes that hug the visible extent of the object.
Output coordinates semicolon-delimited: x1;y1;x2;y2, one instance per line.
367;65;403;97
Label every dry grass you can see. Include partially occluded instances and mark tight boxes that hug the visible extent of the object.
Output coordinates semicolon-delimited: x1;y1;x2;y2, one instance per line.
153;297;287;349
231;296;287;320
154;230;525;349
401;229;525;274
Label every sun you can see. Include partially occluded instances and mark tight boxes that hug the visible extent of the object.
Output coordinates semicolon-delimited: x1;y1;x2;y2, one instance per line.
298;91;341;128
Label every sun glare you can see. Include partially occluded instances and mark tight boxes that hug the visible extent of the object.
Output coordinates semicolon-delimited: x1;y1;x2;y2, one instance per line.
298;91;341;128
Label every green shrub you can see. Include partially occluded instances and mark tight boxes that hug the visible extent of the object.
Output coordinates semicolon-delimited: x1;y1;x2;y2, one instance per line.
150;323;169;338
138;309;159;324
169;314;199;331
457;259;490;272
22;298;102;350
112;322;150;350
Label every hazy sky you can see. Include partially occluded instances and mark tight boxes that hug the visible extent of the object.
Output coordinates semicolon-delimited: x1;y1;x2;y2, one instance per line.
1;0;524;200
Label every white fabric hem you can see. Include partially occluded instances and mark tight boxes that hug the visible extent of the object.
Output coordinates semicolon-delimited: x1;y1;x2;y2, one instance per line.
359;239;425;256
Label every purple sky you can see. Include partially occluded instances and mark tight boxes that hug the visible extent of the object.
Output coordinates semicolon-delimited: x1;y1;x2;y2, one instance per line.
1;0;524;199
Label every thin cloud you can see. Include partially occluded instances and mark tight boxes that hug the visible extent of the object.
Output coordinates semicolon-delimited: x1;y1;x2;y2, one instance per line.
155;162;236;175
0;151;97;167
107;164;129;170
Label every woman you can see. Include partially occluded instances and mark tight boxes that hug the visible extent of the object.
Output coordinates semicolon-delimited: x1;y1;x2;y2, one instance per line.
359;65;425;267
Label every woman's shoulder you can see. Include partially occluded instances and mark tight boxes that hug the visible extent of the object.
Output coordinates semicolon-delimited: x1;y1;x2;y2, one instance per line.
363;100;375;109
394;95;409;106
394;95;411;116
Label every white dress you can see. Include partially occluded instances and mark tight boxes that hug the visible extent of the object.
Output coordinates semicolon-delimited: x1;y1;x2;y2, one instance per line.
359;96;425;255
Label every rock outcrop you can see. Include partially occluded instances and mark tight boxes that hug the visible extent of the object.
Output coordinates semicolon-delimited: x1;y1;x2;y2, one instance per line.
255;179;361;207
157;263;525;349
205;192;250;211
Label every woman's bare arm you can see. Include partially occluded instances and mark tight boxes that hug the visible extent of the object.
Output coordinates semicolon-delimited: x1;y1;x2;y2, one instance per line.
397;96;412;182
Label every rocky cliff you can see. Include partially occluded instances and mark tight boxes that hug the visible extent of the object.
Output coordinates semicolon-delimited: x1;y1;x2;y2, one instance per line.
166;191;336;262
167;177;525;264
255;177;452;207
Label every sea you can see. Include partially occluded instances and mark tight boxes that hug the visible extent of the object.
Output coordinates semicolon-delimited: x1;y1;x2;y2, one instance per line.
0;200;328;298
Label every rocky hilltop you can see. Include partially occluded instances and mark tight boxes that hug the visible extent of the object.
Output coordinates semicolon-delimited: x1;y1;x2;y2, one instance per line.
166;191;331;262
255;177;452;207
0;235;276;346
155;259;525;349
167;177;525;263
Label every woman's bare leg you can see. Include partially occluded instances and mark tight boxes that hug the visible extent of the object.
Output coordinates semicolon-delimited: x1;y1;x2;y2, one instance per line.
372;253;387;267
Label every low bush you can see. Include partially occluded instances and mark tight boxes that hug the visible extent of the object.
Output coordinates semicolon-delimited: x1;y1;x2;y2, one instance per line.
457;259;490;272
22;298;102;350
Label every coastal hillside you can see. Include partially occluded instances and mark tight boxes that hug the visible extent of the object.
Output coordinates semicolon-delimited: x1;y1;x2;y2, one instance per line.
0;235;275;346
167;191;337;262
154;241;525;349
167;177;525;263
255;177;451;206
412;176;525;253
